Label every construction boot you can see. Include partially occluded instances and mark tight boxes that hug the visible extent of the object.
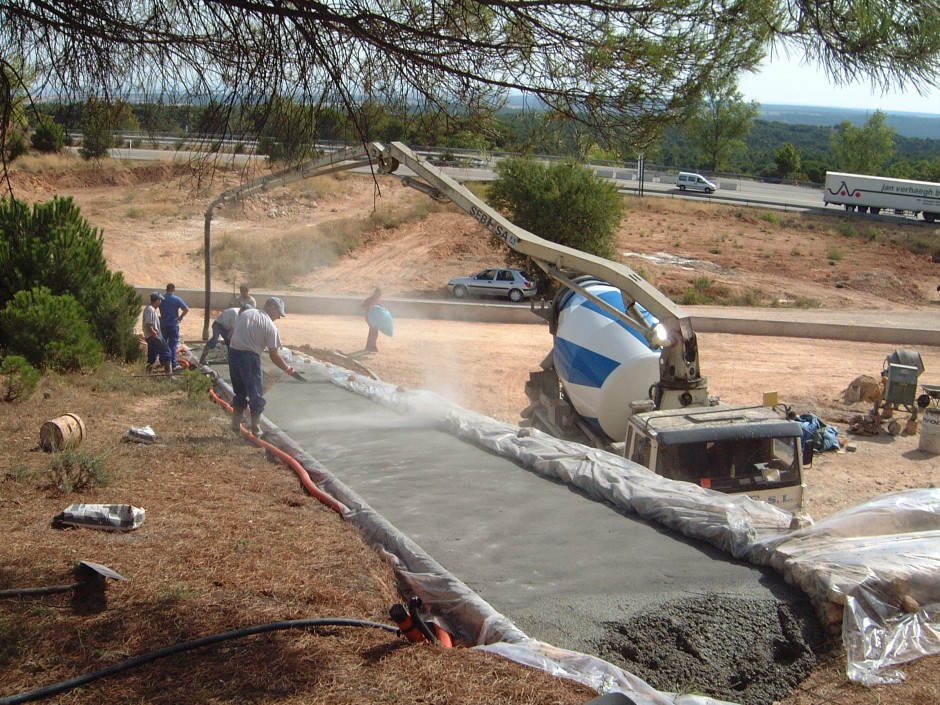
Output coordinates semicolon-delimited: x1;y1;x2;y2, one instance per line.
163;361;173;375
249;412;263;437
198;348;209;366
231;407;246;436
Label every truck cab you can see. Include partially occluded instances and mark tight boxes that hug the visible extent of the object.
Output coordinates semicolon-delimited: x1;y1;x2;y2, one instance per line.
624;406;806;512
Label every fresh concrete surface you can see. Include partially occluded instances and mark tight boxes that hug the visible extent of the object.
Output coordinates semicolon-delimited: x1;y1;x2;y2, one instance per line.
241;371;823;705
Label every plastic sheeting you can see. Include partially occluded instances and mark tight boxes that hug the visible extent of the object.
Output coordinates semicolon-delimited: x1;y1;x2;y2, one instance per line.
750;491;940;685
216;353;940;698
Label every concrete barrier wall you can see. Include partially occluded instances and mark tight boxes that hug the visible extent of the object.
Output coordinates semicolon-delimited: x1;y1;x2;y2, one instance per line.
135;287;549;324
137;287;935;345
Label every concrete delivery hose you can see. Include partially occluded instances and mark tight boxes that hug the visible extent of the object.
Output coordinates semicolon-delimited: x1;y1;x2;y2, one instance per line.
207;387;456;650
209;389;346;515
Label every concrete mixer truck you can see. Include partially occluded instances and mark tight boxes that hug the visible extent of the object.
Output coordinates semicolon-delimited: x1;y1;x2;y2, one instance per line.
205;142;807;511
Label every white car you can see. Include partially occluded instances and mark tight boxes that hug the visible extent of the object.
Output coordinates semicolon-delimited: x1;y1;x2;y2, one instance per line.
677;172;717;193
446;268;537;302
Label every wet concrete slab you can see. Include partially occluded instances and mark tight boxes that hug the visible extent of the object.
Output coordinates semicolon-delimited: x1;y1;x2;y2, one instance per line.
256;376;817;665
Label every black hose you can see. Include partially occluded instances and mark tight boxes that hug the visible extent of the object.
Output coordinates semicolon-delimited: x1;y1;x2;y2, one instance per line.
408;595;438;644
0;583;80;598
0;618;399;705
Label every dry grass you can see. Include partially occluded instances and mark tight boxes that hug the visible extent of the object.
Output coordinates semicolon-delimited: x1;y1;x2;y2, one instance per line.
2;361;937;705
0;361;595;704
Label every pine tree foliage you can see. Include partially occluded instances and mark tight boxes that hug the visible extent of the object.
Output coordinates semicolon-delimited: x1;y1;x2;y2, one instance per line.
2;0;938;178
0;197;141;361
0;287;103;371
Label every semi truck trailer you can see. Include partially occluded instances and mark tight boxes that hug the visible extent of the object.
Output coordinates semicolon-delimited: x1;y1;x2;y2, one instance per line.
824;171;940;222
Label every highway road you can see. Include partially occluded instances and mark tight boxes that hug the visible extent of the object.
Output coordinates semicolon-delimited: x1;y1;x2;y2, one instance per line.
100;145;856;217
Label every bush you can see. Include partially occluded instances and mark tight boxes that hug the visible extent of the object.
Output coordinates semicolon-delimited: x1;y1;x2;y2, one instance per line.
4;131;28;161
0;287;102;371
0;196;142;360
77;97;114;160
179;369;212;401
30;116;65;153
46;451;110;493
487;157;623;294
0;355;41;403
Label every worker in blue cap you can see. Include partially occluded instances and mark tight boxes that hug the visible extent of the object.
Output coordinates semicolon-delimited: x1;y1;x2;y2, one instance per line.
227;296;305;436
143;292;173;375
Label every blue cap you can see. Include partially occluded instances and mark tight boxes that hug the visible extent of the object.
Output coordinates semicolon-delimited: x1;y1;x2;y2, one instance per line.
265;296;286;316
150;291;164;301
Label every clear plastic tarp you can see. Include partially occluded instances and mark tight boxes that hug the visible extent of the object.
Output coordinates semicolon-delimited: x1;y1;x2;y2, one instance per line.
215;354;940;700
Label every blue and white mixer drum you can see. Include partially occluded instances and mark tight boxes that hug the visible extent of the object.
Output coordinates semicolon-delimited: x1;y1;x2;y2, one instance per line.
553;282;660;442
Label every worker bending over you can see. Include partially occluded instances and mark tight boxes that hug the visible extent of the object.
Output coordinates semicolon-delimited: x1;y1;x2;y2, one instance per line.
228;297;304;437
199;304;250;366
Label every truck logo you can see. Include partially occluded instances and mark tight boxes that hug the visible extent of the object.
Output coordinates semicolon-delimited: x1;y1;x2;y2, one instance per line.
827;181;860;198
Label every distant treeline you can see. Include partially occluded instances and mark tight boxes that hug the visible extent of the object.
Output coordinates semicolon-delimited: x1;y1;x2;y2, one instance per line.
655;119;940;182
36;100;940;184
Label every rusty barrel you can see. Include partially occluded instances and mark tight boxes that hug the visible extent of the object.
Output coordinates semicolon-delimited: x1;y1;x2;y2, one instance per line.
40;413;86;452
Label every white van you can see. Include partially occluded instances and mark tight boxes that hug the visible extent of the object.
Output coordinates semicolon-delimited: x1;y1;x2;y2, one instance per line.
677;172;717;193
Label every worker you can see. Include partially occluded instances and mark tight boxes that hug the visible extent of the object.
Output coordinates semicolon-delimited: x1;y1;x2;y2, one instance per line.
142;292;173;375
199;304;250;366
362;287;382;352
159;283;189;370
227;296;305;437
228;284;257;310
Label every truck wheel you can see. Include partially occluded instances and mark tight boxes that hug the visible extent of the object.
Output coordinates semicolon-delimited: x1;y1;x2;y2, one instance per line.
678;185;686;191
452;285;468;298
924;212;937;223
508;288;524;303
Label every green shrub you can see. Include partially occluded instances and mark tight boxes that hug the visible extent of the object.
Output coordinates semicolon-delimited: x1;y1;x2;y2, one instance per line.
0;287;102;371
178;369;212;401
46;451;110;493
4;131;29;161
30;116;65;153
760;211;780;225
827;244;844;261
837;220;856;237
487;157;623;294
0;196;142;360
77;97;114;160
0;355;41;403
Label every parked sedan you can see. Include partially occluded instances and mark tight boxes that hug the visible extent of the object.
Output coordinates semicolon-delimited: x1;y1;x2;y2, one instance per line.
446;268;537;302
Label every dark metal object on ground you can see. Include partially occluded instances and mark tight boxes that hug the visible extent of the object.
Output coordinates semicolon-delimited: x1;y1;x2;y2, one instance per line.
0;561;127;599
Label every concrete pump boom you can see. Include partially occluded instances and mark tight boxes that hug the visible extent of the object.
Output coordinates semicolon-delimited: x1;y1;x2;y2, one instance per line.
203;141;708;409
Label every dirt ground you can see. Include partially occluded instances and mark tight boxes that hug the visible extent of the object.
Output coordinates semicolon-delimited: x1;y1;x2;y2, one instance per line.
12;156;936;521
5;155;940;702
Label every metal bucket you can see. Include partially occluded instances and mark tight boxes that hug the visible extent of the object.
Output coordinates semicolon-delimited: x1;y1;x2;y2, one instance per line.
920;408;940;455
40;413;86;452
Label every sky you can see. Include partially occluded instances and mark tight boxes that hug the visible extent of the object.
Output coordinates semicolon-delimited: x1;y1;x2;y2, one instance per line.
738;56;940;116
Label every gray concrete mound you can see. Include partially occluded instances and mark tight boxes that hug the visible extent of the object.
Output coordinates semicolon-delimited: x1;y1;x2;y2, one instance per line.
595;594;827;705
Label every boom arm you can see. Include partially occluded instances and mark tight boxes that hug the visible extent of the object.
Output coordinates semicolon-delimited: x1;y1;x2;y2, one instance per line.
203;141;708;407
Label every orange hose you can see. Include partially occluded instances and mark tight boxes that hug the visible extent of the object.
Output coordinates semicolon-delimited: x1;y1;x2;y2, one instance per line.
209;389;346;515
208;388;455;649
433;623;454;648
